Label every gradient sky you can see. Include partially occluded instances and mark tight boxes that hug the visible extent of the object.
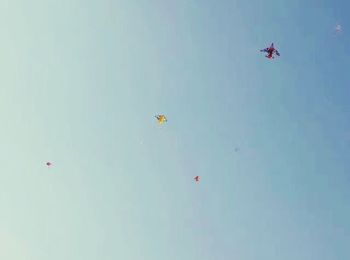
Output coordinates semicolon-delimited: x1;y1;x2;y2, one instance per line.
0;0;350;259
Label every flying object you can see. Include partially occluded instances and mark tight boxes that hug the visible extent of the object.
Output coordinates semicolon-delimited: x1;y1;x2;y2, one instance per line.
260;43;280;59
335;24;342;33
46;162;52;167
155;115;167;124
194;176;200;182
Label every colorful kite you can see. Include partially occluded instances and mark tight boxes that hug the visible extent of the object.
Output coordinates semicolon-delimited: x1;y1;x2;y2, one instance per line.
155;115;167;124
260;43;280;59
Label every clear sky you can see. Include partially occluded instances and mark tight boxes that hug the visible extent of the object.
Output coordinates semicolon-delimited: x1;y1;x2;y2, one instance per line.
0;0;349;259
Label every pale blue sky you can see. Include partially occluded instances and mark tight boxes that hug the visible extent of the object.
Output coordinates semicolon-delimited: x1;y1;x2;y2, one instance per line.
0;0;349;259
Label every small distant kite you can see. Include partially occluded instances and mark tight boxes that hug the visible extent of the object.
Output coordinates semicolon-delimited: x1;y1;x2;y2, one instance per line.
46;162;52;168
194;176;200;182
155;115;167;124
260;43;280;59
335;24;342;33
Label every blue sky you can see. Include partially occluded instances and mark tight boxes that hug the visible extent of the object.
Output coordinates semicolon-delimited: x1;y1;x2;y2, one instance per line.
0;0;349;259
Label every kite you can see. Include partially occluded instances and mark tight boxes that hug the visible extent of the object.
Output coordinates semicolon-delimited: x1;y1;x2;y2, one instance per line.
335;24;342;33
260;43;280;59
194;176;200;182
155;115;167;124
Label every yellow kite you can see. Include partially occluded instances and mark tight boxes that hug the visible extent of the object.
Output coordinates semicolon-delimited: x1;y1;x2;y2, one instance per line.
155;115;167;124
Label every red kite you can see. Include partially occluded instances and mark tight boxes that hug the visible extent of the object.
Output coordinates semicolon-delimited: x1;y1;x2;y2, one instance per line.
260;43;280;59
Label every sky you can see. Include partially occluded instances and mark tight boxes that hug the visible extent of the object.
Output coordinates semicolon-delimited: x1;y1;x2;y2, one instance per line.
0;0;349;259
